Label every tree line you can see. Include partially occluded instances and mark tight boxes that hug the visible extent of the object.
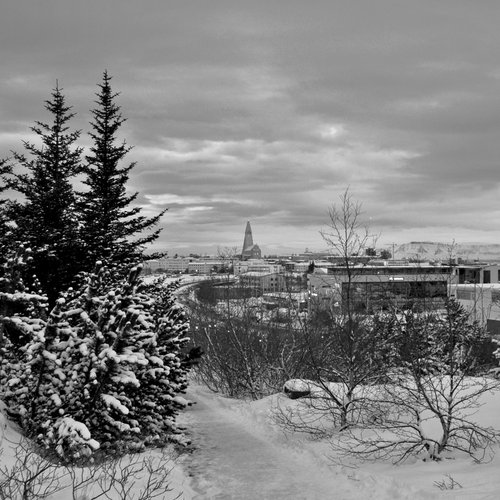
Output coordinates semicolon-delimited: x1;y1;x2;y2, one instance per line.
1;72;164;307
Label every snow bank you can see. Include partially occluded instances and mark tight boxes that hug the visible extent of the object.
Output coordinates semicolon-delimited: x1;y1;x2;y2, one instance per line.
0;401;191;499
182;380;500;498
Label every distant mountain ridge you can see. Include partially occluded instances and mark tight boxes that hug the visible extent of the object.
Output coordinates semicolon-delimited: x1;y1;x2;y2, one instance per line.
393;242;500;262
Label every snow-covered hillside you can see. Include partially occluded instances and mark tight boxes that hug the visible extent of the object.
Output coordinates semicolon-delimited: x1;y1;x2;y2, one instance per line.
393;241;500;262
179;383;500;499
0;399;192;499
2;383;500;499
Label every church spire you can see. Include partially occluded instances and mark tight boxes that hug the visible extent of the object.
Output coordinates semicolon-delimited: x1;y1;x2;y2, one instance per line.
242;220;254;254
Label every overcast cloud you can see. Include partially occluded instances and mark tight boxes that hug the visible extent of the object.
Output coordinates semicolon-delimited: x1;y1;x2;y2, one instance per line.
2;0;500;255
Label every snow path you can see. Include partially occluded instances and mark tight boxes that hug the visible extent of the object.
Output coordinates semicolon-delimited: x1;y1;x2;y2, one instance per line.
179;385;344;499
177;385;403;500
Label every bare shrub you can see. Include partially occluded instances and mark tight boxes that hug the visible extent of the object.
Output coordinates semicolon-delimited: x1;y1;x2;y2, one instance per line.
189;293;310;399
0;437;180;499
331;301;500;463
434;475;463;490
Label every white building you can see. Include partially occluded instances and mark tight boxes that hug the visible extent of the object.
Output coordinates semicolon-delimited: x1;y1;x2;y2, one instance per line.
144;258;190;274
187;260;225;275
451;283;500;335
234;259;282;276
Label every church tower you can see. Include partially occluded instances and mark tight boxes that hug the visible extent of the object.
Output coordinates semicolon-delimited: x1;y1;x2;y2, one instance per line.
241;221;261;260
242;221;254;254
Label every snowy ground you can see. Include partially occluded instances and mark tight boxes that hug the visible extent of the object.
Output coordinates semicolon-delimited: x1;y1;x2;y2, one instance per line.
0;400;192;500
178;383;500;500
1;383;500;499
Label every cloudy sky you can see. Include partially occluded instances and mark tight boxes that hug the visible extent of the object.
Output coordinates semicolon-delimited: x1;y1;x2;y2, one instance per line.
2;1;500;255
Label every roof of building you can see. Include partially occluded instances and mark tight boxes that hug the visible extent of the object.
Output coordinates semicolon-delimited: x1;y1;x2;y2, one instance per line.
240;271;280;277
454;283;500;289
243;244;260;252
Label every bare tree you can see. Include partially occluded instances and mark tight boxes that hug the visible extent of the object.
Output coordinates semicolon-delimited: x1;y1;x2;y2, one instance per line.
334;300;500;463
289;189;393;429
274;192;500;463
216;245;239;314
320;189;371;267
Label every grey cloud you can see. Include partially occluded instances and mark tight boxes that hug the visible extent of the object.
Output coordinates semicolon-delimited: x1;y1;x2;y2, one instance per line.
2;1;500;252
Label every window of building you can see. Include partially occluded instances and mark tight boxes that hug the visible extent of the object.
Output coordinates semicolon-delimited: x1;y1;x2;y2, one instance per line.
486;319;500;336
456;290;474;301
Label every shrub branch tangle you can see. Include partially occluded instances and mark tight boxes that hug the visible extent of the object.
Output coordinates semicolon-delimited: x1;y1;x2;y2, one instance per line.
337;299;500;462
0;438;179;499
189;280;310;399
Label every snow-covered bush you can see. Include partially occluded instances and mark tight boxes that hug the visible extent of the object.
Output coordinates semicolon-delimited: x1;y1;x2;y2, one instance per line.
0;244;48;402
1;261;195;462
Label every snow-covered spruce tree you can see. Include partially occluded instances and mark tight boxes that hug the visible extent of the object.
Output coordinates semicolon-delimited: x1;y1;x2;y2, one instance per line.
0;251;88;459
0;160;12;240
79;71;165;273
6;84;84;307
0;162;21;261
2;261;192;462
0;159;11;201
126;275;194;444
0;244;48;373
62;263;192;458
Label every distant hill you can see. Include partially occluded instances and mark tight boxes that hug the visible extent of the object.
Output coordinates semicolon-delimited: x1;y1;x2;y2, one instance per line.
393;242;500;262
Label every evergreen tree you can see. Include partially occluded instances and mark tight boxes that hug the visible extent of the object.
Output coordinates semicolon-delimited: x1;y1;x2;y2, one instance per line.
0;160;14;250
80;71;165;272
1;262;194;462
0;159;11;202
0;244;47;351
7;84;83;306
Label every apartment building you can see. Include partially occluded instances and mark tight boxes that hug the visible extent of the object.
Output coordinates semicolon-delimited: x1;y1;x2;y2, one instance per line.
239;272;285;294
449;264;500;335
234;259;282;276
308;263;455;312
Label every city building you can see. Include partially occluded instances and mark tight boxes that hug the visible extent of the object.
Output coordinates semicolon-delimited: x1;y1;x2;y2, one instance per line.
454;264;500;284
449;264;500;335
262;291;308;311
188;260;225;275
143;257;190;274
308;262;455;312
144;257;230;275
451;283;500;335
280;260;311;273
239;272;285;294
234;259;282;275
